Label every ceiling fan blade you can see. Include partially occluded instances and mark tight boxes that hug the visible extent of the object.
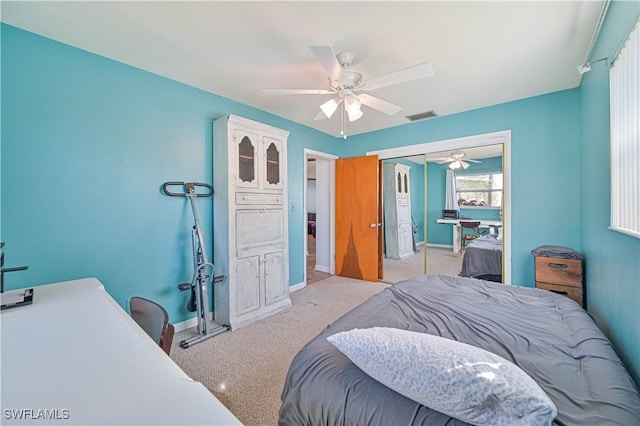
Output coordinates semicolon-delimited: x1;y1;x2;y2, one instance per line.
261;89;333;95
359;62;434;91
358;94;402;116
314;111;328;120
435;158;455;164
467;159;482;163
310;46;345;83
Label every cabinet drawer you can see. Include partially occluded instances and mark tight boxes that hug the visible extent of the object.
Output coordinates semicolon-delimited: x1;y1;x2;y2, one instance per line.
535;257;582;287
536;282;583;307
236;192;283;205
236;209;285;256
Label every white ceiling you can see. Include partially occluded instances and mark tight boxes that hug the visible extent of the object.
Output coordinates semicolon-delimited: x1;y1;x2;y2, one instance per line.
1;1;604;139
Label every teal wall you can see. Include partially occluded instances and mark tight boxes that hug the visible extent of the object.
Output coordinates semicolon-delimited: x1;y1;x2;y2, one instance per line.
578;0;640;385
410;162;425;244
0;24;339;323
427;163;449;244
340;90;582;287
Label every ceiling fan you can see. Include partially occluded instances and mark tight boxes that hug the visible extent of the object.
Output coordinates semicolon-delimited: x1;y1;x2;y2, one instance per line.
433;151;482;169
262;46;434;138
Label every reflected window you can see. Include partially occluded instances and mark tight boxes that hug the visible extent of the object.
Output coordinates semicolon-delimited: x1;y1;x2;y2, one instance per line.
456;173;503;207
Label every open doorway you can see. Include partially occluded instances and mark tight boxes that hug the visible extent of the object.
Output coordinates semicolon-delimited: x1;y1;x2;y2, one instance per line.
304;149;338;285
370;130;511;284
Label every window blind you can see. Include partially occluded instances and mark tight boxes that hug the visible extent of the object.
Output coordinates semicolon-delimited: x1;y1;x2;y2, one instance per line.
609;16;640;238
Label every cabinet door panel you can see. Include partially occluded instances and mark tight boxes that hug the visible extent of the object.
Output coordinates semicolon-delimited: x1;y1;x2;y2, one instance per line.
397;203;411;224
264;251;286;305
262;136;284;191
236;209;285;256
234;129;260;189
398;225;413;257
235;257;260;316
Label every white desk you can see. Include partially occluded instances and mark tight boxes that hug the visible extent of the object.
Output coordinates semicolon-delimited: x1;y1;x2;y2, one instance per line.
436;219;502;253
0;278;241;425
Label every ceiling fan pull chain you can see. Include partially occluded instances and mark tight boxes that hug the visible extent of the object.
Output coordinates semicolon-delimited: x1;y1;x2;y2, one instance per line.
341;104;347;139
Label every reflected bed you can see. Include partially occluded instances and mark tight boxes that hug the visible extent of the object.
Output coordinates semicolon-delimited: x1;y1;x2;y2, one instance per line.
460;234;502;281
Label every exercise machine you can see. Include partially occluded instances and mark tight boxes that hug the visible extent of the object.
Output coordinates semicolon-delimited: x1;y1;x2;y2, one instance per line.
0;242;29;293
162;181;228;348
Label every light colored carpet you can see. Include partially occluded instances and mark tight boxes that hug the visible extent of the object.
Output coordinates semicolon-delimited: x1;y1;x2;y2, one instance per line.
170;276;389;426
382;245;462;284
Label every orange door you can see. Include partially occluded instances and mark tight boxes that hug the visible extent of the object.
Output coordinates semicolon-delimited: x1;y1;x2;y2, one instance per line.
335;155;382;282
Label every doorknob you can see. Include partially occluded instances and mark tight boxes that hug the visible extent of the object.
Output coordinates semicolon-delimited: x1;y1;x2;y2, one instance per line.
370;223;377;228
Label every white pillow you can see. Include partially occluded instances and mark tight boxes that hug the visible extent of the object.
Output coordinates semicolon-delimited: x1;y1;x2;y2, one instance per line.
327;327;557;426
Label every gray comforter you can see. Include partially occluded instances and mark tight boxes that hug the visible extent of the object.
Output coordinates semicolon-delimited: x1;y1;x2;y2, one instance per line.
279;274;640;426
460;234;502;278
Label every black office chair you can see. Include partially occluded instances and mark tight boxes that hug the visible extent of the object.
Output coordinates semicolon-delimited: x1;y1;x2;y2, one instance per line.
459;220;481;251
130;297;175;355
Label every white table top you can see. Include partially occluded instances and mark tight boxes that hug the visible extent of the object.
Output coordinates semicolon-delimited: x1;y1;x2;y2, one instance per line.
1;278;241;425
436;218;502;226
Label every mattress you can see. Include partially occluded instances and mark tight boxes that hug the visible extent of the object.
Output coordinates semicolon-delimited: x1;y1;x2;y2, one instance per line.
460;234;502;278
279;274;640;426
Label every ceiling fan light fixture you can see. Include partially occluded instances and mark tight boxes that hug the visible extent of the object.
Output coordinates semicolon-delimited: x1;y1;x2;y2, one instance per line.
449;161;461;170
320;98;340;119
344;94;363;122
347;106;363;122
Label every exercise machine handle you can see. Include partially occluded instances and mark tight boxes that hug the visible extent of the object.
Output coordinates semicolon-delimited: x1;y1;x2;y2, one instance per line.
162;181;214;198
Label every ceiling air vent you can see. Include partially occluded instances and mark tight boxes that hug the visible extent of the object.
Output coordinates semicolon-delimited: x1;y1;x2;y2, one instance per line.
406;111;438;121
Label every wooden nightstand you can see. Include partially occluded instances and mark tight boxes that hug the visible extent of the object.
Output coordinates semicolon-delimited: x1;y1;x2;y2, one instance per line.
532;248;584;308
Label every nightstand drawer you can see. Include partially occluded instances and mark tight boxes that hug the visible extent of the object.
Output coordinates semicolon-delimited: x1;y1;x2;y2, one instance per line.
535;257;582;287
536;282;584;306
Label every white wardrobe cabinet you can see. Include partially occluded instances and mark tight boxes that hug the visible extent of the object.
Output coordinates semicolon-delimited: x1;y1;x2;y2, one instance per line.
213;115;291;330
383;163;414;260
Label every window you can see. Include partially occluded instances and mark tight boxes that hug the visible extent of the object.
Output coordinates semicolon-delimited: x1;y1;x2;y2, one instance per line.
610;17;639;238
456;172;503;208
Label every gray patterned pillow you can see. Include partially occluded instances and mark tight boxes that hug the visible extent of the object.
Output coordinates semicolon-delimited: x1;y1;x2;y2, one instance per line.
327;327;557;426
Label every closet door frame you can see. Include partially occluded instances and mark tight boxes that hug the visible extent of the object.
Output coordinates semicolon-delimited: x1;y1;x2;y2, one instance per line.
367;130;512;284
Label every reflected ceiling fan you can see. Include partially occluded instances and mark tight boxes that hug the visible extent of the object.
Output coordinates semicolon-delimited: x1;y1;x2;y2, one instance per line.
262;46;434;138
433;151;482;169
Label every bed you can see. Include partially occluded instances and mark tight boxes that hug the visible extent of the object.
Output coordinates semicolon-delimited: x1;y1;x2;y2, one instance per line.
279;274;640;426
460;234;502;281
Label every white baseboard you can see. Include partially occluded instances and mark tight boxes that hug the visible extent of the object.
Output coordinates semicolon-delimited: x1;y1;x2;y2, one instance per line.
426;243;454;249
174;312;214;333
416;241;425;246
289;281;306;292
175;281;306;331
314;265;330;273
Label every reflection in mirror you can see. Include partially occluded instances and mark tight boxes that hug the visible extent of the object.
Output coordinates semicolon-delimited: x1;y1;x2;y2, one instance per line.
381;144;504;285
381;156;425;284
